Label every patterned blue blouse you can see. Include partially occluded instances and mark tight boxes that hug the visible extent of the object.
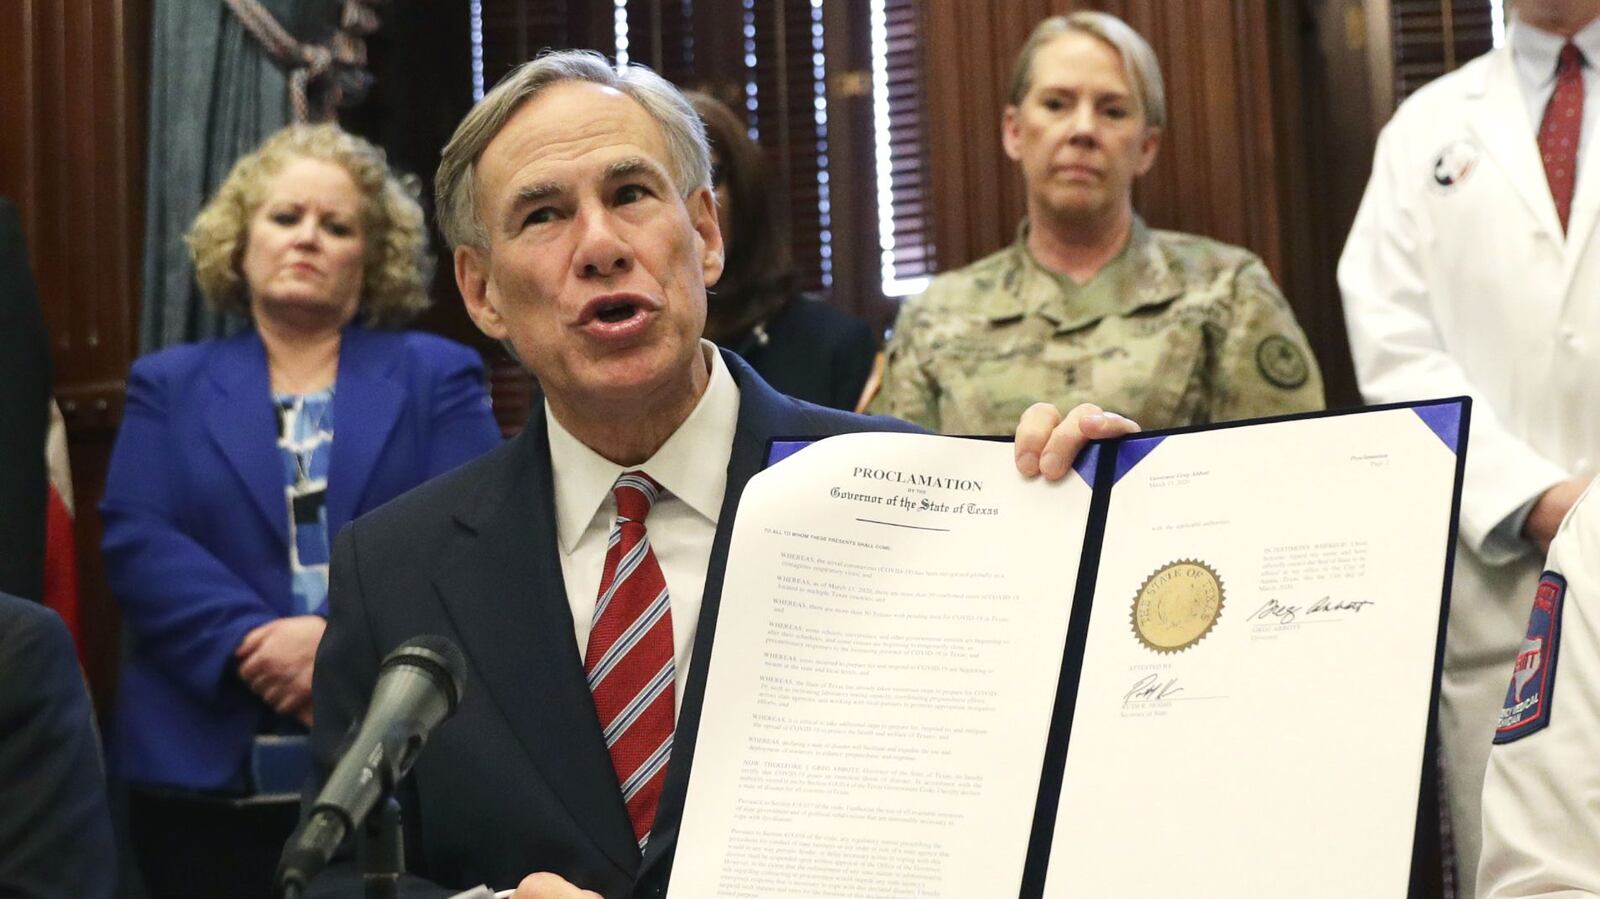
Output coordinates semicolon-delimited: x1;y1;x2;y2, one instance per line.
274;388;334;615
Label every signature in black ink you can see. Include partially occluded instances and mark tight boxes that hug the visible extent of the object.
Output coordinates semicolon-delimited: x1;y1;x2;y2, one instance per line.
1250;598;1300;624
1307;596;1377;615
1123;673;1184;708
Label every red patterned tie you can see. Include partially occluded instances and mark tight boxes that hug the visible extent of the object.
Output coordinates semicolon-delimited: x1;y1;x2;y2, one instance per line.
584;472;676;850
1539;42;1586;232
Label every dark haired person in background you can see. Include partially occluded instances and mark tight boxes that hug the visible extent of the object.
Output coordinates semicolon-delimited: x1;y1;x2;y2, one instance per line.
687;91;878;411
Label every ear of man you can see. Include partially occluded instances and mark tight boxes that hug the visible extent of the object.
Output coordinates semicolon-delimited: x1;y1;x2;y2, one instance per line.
689;187;726;287
455;245;508;340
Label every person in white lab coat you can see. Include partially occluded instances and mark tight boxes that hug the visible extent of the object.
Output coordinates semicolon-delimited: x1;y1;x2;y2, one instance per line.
1338;2;1600;893
1478;483;1600;896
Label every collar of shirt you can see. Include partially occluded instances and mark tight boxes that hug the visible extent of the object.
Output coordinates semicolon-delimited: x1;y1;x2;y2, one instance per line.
547;340;740;554
985;215;1181;332
1512;16;1600;127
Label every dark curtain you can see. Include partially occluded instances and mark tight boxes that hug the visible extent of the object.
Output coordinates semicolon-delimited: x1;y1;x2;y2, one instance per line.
139;0;339;352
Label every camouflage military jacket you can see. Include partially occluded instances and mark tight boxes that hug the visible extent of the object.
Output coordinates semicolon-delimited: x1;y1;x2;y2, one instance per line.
869;218;1324;434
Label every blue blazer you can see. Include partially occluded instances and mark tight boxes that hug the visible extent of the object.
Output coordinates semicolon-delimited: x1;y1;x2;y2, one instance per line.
101;326;503;791
305;350;921;897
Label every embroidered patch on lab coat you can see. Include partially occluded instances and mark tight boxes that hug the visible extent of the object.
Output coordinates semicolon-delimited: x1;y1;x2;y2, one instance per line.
1431;139;1480;192
1494;572;1566;743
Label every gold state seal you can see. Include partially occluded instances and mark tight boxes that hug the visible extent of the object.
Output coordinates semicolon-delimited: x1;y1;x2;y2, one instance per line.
1131;559;1224;653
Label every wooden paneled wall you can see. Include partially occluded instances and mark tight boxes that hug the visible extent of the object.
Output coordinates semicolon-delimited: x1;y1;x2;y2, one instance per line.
921;0;1364;407
0;0;150;710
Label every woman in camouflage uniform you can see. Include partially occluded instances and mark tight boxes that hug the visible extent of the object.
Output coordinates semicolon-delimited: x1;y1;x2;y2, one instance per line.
871;12;1323;434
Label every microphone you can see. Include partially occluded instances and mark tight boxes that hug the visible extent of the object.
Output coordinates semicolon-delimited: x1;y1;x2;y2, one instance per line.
277;634;468;894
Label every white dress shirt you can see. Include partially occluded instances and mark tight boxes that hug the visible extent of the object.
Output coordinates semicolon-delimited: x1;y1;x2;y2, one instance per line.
1512;16;1600;172
547;342;740;718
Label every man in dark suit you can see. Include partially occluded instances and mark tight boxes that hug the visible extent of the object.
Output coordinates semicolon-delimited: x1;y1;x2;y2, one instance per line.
0;197;50;603
0;592;117;897
305;50;1128;898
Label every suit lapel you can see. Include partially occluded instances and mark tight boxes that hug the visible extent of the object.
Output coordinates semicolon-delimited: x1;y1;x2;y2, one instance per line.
637;352;794;889
326;327;403;531
1467;50;1566;241
204;332;287;549
432;411;640;875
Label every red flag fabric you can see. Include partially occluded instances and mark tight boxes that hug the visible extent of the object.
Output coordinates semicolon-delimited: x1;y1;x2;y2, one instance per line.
42;400;82;664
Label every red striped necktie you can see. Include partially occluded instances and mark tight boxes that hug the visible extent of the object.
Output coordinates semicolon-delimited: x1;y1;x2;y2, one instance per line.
584;471;676;850
1539;42;1586;233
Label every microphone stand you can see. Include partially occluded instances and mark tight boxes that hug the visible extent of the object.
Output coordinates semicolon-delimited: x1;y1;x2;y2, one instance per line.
276;634;467;897
360;790;404;899
276;757;407;899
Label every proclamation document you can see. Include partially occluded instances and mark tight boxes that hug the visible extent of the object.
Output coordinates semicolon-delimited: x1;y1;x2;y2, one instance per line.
668;432;1096;899
666;399;1465;899
1043;404;1462;898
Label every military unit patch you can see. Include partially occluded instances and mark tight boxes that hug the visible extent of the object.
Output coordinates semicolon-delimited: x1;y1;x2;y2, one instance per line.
1255;335;1310;389
1494;572;1567;744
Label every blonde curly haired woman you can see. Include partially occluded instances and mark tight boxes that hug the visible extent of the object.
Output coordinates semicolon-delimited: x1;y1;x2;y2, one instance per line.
101;124;500;896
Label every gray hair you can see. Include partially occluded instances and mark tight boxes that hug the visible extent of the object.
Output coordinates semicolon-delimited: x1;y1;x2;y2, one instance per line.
1008;12;1167;129
435;49;712;250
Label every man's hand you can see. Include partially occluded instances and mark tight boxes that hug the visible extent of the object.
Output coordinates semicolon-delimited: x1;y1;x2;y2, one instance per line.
1523;476;1592;555
1014;402;1141;480
511;872;603;898
235;615;327;725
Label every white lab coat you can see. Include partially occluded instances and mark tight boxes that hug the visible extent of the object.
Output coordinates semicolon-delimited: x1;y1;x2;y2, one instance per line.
1479;483;1600;897
1339;44;1600;896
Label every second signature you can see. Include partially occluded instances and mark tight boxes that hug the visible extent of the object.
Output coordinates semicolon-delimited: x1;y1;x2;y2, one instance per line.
1123;673;1185;708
